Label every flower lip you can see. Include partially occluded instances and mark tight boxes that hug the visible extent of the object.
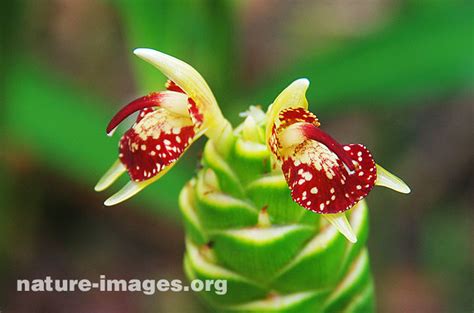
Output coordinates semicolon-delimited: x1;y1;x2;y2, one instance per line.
118;107;196;182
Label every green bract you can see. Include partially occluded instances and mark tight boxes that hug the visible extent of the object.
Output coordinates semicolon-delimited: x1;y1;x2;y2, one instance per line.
96;49;410;313
180;112;375;313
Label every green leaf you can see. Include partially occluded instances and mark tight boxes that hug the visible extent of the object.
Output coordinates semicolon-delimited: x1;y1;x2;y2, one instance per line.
241;5;474;112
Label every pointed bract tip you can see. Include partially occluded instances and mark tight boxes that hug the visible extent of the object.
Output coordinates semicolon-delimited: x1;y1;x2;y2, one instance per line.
324;213;357;243
375;164;411;194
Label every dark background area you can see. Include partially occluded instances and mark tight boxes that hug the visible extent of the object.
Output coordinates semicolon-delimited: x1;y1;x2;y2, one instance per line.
1;0;473;312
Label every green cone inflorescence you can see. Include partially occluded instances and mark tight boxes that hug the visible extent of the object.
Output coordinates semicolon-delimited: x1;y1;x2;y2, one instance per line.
180;110;375;312
96;49;410;313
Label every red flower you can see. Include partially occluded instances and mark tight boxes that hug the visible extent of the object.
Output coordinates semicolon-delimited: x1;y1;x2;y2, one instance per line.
109;88;201;182
95;49;231;206
267;79;410;242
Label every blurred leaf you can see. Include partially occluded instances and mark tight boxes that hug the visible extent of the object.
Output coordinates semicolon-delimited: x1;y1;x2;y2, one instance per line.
3;58;193;219
420;205;472;311
243;4;474;112
115;0;238;100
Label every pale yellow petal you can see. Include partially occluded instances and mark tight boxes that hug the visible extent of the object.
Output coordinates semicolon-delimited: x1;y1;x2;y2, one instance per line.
323;212;357;243
375;164;411;194
133;48;230;141
103;165;173;206
94;160;126;192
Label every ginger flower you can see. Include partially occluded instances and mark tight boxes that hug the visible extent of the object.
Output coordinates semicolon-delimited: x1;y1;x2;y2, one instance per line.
95;49;231;206
266;79;410;242
94;49;410;243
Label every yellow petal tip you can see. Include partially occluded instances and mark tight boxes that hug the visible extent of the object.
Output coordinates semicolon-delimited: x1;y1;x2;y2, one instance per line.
375;164;411;194
94;160;126;192
103;180;144;206
324;213;357;243
293;78;310;89
133;47;158;59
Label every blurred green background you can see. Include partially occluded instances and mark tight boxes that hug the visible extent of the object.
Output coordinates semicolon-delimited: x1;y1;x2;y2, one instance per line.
1;0;473;312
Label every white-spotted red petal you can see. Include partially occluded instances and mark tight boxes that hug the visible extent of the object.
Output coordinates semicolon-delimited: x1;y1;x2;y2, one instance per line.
281;142;376;214
118;108;195;181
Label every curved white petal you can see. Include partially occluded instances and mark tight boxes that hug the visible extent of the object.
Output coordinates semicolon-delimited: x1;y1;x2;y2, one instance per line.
375;164;411;194
323;213;357;243
94;160;126;192
103;163;174;206
104;180;145;206
134;48;216;110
